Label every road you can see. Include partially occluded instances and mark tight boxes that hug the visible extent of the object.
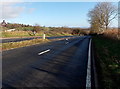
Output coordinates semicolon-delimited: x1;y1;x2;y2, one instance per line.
1;36;73;43
2;36;93;88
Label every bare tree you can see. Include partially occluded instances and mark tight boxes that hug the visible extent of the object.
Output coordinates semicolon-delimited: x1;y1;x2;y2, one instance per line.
33;24;41;35
88;2;117;33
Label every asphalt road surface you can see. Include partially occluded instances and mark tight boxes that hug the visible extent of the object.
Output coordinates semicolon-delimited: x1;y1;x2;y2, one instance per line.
1;36;73;43
2;36;92;88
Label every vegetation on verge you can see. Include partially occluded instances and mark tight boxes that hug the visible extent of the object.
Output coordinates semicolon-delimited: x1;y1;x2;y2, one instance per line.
93;36;120;89
2;37;75;50
2;38;50;50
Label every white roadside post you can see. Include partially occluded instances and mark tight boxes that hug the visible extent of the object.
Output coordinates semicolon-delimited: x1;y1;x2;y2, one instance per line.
43;33;46;40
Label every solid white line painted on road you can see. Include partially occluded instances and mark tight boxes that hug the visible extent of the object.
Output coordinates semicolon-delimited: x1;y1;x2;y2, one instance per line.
38;49;50;55
86;39;92;89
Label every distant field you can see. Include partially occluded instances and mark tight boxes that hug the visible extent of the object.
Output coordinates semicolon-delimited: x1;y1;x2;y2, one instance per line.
2;31;36;37
1;31;72;38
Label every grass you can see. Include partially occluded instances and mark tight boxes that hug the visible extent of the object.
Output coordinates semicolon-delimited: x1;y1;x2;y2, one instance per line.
2;31;43;38
93;36;120;89
46;32;72;37
2;31;72;38
2;38;50;50
1;36;74;51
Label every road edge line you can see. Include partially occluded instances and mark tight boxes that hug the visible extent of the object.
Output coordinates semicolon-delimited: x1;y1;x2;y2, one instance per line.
86;39;92;89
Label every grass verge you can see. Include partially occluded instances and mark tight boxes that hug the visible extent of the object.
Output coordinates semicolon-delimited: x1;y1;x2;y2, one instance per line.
93;36;120;89
2;38;50;51
1;37;74;51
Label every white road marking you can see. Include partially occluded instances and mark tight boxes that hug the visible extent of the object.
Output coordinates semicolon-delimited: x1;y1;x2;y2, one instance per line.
86;39;92;89
38;49;50;55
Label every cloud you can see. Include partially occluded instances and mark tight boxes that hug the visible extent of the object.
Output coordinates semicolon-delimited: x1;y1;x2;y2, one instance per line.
0;1;25;19
0;0;24;3
1;6;24;19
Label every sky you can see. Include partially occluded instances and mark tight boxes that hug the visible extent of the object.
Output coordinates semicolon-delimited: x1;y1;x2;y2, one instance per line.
0;2;118;28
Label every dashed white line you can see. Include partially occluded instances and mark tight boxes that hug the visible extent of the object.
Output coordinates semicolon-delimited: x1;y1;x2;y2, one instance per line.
86;39;92;89
38;49;50;55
